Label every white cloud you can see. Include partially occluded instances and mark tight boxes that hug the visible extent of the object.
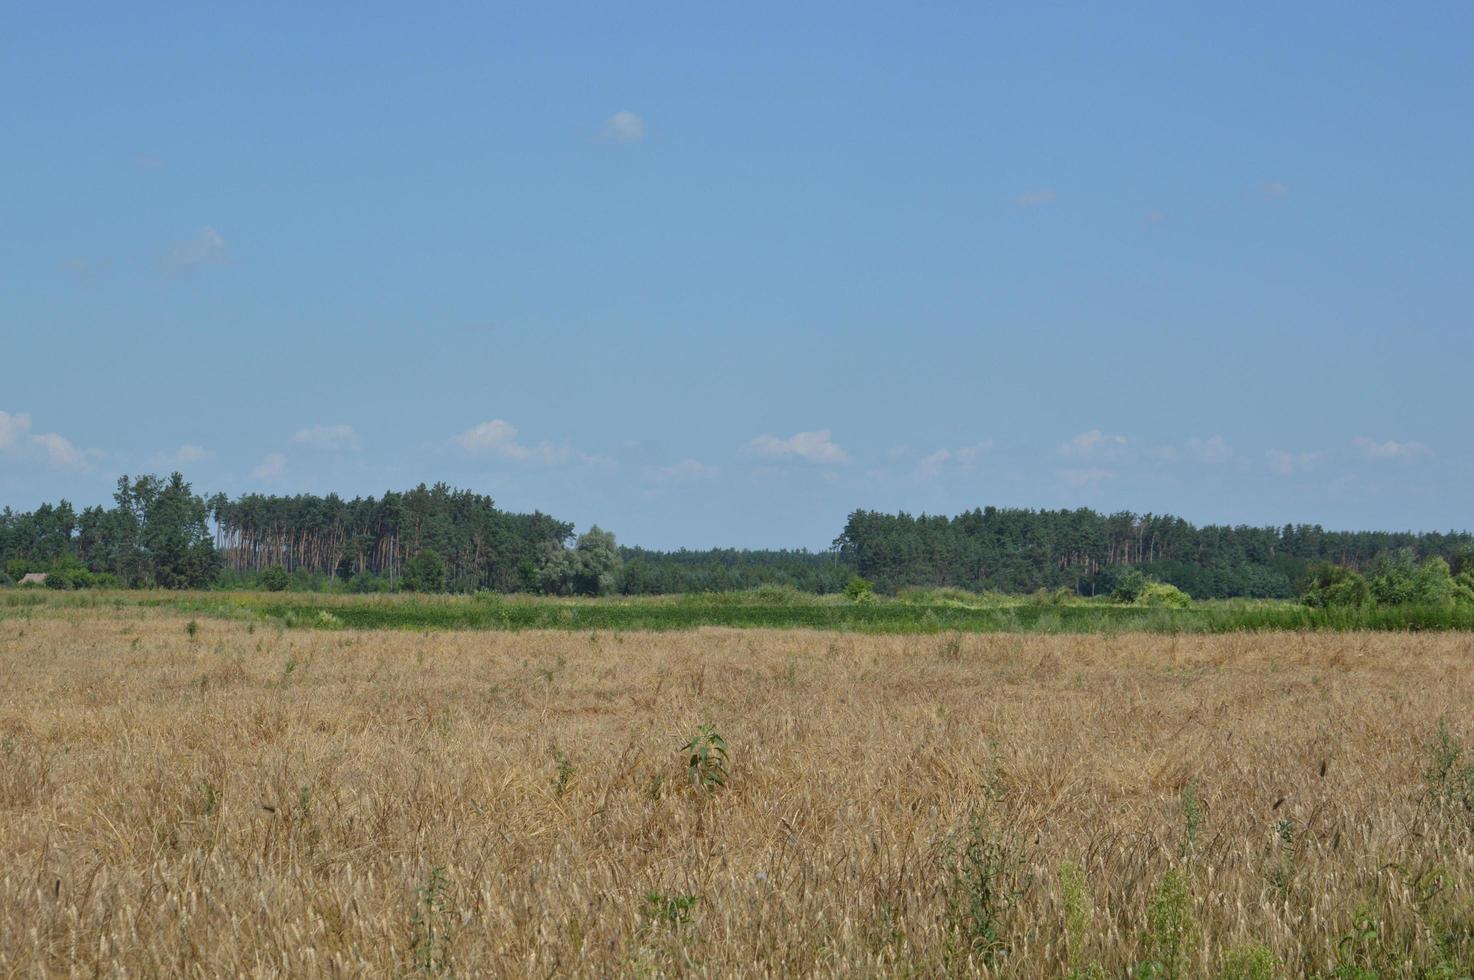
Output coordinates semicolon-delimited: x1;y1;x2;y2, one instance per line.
1258;180;1290;200
1353;437;1431;461
919;440;995;478
166;226;226;269
745;429;849;464
0;410;32;450
1;411;91;469
1015;189;1056;208
918;449;952;477
1059;429;1127;461
600;110;645;143
291;423;361;452
152;443;214;468
644;459;717;484
1060;467;1113;488
252;453;287;480
454;419;581;465
174;444;210;462
31;432;85;469
1185;435;1234;464
1267;449;1324;476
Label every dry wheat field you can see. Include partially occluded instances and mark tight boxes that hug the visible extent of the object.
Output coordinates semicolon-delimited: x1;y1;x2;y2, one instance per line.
2;607;1473;977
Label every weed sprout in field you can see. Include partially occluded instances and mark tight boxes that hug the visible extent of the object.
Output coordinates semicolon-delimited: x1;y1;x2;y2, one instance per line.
681;724;728;790
409;866;453;976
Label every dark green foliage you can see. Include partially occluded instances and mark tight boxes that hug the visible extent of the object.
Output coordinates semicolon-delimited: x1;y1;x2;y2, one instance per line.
616;546;851;595
1112;569;1150;603
260;565;289;592
835;507;1471;598
402;550;447;593
4;473;1471;603
1307;551;1474;609
211;482;572;593
1109;570;1190;608
536;526;622;596
348;570;389;593
0;473;220;589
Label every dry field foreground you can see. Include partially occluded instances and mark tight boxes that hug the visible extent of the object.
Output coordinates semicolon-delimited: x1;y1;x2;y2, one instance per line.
2;612;1473;978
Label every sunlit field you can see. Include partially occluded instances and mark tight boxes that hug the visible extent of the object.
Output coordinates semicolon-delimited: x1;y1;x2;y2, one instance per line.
3;604;1473;976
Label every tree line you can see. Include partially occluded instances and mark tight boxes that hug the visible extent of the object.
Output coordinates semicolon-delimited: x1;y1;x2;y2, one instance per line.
3;474;1469;598
1;474;573;592
209;483;571;592
833;507;1474;599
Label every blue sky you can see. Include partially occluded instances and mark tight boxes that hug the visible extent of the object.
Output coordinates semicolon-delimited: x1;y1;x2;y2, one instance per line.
3;3;1471;548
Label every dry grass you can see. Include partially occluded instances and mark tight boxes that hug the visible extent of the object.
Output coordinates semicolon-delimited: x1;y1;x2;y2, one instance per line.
2;610;1473;977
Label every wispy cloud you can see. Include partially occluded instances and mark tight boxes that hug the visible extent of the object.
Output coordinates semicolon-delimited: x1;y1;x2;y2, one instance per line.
31;432;85;469
292;423;361;452
0;410;31;450
165;226;227;270
152;443;213;468
1267;449;1324;476
1015;189;1056;209
600;110;645;143
745;429;849;464
455;419;589;465
252;453;287;480
1257;180;1290;200
1185;435;1234;464
918;440;994;478
1;411;91;469
1059;429;1127;461
1353;437;1431;461
133;152;165;172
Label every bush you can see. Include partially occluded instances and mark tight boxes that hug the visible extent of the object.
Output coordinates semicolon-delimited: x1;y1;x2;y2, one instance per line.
1300;563;1370;609
1135;581;1191;608
260;565;289;592
753;583;803;604
843;576;874;602
1111;569;1149;604
348;570;389;594
1367;550;1421;606
402;549;447;593
1219;943;1276;980
1364;552;1469;607
1456;570;1474;605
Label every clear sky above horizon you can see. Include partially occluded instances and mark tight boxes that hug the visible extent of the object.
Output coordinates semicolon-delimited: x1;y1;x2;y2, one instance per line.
3;3;1471;549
